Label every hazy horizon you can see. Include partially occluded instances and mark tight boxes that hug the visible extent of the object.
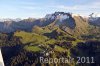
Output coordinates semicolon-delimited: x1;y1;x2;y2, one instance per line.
0;0;100;19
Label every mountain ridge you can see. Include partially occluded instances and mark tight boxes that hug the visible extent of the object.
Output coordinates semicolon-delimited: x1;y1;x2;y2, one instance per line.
0;12;99;35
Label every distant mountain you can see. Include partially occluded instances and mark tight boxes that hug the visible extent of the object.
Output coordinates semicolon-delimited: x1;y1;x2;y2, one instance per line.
88;13;100;26
0;18;22;22
89;17;100;26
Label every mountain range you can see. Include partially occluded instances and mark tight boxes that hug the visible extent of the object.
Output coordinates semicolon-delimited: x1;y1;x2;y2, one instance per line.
0;12;100;34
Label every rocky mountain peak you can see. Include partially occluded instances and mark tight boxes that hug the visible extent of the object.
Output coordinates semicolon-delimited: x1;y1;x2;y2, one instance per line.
45;12;72;22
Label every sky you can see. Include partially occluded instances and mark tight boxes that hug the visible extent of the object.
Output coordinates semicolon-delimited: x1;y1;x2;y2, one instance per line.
0;0;100;19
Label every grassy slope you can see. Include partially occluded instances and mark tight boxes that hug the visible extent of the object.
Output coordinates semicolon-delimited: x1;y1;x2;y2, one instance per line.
24;45;43;52
14;31;48;44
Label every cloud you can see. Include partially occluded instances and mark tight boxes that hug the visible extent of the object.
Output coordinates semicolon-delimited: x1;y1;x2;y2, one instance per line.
45;1;100;16
53;5;78;10
51;1;100;11
21;6;40;10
